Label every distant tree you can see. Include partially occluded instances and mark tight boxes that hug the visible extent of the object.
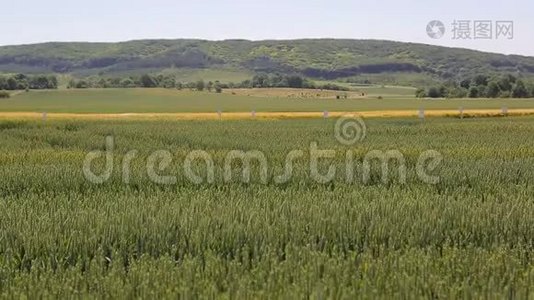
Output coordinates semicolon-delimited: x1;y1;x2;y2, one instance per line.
468;86;479;98
427;87;442;98
155;74;165;86
415;88;426;98
214;81;223;93
184;82;197;90
476;85;487;98
486;81;501;98
75;80;89;89
14;73;27;81
7;77;18;90
28;75;56;89
460;79;471;89
97;78;108;88
498;74;516;92
160;77;176;88
195;80;205;91
439;85;448;97
0;76;6;90
108;77;122;87
140;74;157;88
206;81;213;92
287;75;304;88
47;75;58;89
120;78;135;88
13;74;28;90
447;87;468;98
67;79;76;89
512;80;529;98
442;79;457;89
272;74;288;87
500;90;511;98
240;79;252;88
175;82;183;90
252;74;269;88
473;75;489;86
527;83;534;98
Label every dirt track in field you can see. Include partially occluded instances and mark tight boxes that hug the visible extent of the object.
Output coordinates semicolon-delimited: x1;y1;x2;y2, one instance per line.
1;109;534;120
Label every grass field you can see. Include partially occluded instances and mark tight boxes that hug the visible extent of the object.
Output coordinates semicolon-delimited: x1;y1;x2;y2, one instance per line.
1;116;534;297
1;88;534;114
313;81;420;97
223;88;366;99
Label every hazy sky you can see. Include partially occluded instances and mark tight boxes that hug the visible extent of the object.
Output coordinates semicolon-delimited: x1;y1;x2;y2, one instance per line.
3;0;532;56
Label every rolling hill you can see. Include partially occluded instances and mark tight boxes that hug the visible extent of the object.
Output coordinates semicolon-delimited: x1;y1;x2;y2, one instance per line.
1;39;534;85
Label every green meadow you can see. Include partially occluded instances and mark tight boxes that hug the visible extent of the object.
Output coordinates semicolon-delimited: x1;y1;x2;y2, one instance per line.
0;88;534;113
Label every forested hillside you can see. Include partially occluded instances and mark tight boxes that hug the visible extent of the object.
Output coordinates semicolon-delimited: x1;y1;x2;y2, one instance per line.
1;39;534;86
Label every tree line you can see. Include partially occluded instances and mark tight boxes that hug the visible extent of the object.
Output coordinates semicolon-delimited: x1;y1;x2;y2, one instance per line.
0;74;58;90
417;74;534;98
66;73;349;92
241;74;349;91
67;74;225;92
68;74;183;89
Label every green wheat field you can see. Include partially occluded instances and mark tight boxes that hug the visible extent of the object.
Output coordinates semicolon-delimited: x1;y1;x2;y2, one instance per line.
1;115;534;298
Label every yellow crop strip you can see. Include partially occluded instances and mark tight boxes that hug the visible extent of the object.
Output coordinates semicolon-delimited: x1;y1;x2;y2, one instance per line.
1;109;534;120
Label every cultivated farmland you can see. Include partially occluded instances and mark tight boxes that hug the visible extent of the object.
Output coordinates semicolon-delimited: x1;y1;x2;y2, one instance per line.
1;116;534;298
1;88;534;114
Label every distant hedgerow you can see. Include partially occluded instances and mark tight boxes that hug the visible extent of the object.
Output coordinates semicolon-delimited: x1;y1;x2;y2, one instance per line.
0;91;10;98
